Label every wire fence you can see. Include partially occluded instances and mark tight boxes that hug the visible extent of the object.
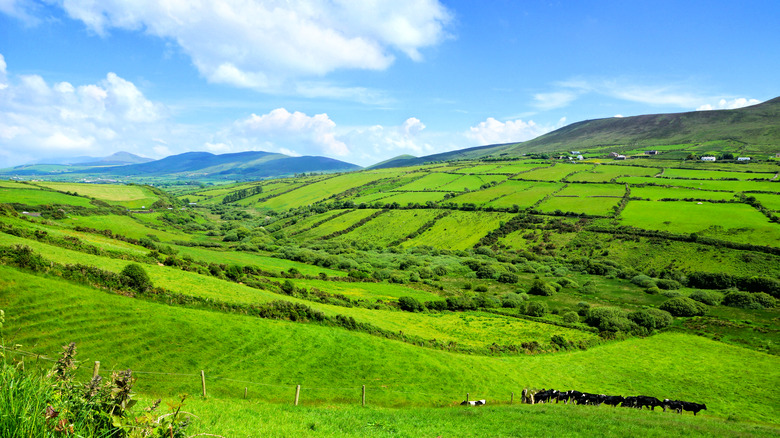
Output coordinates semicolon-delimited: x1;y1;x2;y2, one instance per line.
1;345;523;408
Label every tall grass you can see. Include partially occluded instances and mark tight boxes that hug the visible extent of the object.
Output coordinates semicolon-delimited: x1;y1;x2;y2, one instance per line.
0;357;53;437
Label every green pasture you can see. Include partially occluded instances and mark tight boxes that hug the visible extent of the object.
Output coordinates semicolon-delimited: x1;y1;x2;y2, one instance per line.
376;191;448;206
556;183;626;197
538;196;620;217
292;277;441;303
568;165;660;182
330;209;442;246
446;181;526;206
486;182;564;209
437;174;508;192
401;211;513;250
620;201;780;246
0;187;94;207
489;162;552;174
61;214;191;242
273;210;347;237
619;176;780;193
346;191;394;205
1;266;777;425
31;182;158;208
452;164;504;174
751;193;780;211
630;186;737;201
294;209;383;240
514;164;584;182
257;173;389;211
0;180;39;189
395;173;462;191
661;168;776;180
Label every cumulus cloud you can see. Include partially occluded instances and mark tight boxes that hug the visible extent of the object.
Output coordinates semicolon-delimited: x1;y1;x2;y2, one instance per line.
49;0;451;93
466;117;562;145
697;97;762;111
0;0;40;25
0;55;169;167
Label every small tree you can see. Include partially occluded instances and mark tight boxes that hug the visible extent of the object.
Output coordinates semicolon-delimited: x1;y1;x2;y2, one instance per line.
120;264;152;292
525;301;548;317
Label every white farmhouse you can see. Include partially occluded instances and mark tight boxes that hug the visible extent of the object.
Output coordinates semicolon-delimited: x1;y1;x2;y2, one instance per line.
701;156;716;162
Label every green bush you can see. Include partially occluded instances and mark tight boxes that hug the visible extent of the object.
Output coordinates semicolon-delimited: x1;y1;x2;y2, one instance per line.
753;292;777;308
497;272;519;284
689;290;722;306
398;296;425;312
474;285;488;292
562;311;579;324
656;279;682;290
659;297;707;316
120;263;152;292
722;291;757;309
525;301;548;317
501;293;524;308
631;274;656;288
528;279;555;296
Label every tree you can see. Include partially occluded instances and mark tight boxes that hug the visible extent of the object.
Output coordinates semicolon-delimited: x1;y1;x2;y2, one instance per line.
120;264;152;292
528;279;555;296
525;301;548;317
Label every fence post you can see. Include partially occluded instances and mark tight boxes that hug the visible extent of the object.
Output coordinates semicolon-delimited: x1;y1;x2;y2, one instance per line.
244;387;248;399
201;370;206;397
511;392;514;404
294;384;301;406
92;361;100;379
466;392;469;403
362;385;366;407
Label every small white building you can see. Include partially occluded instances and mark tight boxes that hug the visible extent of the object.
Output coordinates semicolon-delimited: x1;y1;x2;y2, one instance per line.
701;156;716;162
615;155;627;160
737;157;751;161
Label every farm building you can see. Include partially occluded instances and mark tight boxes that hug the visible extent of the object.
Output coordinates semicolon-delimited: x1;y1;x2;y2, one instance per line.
737;157;751;161
646;150;659;155
614;155;627;160
701;156;716;161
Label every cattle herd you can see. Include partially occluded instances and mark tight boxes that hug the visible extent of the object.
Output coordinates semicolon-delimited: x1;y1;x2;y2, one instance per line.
524;389;707;416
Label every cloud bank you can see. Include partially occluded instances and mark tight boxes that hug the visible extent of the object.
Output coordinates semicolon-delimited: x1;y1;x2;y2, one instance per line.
50;0;451;94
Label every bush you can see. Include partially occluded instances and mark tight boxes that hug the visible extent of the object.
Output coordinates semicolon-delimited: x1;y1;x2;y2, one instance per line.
656;279;682;290
474;285;488;292
398;296;425;312
631;274;656;288
562;311;579;323
753;292;777;308
689;290;722;306
501;293;524;308
645;286;661;295
661;291;681;298
120;263;152;292
628;308;672;330
528;279;555;296
525;301;548;317
722;291;757;309
659;297;707;316
497;272;519;284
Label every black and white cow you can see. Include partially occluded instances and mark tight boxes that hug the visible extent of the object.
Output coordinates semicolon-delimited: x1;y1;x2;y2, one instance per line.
681;401;707;416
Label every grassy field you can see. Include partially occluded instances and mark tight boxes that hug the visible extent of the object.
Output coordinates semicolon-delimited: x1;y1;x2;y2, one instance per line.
30;182;159;208
556;183;627;197
437;174;508;192
295;209;382;240
61;214;192;242
0;186;95;207
373;191;448;206
396;173;462;191
568;164;660;182
1;267;777;426
401;211;513;250
538;196;621;216
618;176;780;193
329;209;441;246
620;201;780;246
514;164;584;181
661;168;777;180
257;173;390;210
631;186;737;201
487;182;564;209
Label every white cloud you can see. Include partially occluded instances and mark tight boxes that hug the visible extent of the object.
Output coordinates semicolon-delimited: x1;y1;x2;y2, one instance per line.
533;91;578;110
0;0;40;25
51;0;451;93
697;97;762;111
466;117;558;145
0;55;170;167
228;108;350;157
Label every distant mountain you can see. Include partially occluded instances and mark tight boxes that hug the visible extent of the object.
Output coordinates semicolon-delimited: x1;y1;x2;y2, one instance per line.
370;97;780;168
89;150;361;179
32;151;153;166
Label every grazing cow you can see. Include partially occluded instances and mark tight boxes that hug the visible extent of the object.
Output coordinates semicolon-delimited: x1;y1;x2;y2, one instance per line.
556;390;574;404
603;395;625;407
566;391;584;405
681;402;707;416
577;393;605;406
636;396;662;410
460;400;486;406
621;396;638;408
534;389;558;404
662;399;683;414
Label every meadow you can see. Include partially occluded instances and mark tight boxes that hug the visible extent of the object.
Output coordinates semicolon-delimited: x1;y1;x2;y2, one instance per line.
31;182;159;208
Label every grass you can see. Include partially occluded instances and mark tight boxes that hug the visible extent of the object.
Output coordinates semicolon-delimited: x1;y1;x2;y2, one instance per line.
619;177;780;193
0;187;95;207
30;182;159;208
329;209;442;246
556;183;627;197
751;193;780;211
568;164;660;182
374;191;448;205
1;266;777;425
295;209;382;240
631;186;737;201
538;196;620;216
437;174;508;192
620;201;780;246
61;214;191;242
401;211;513;250
486;182;564;209
396;173;462;191
514;164;584;181
661;168;776;180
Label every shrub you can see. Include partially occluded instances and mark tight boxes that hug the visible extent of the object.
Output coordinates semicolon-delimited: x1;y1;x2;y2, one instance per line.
528;279;555;296
474;285;488;292
753;292;777;308
580;281;598;294
722;291;756;309
631;274;656;288
562;311;579;324
525;301;548;317
644;308;673;329
476;264;497;279
628;308;672;330
659;297;707;316
497;272;519;284
557;277;579;288
689;290;722;306
120;264;152;292
501;293;524;308
398;296;424;312
656;279;682;290
661;291;681;298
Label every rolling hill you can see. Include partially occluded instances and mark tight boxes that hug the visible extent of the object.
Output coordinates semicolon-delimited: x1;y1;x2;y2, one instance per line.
373;96;780;168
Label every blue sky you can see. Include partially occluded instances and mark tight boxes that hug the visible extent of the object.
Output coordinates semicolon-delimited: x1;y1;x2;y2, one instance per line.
1;0;778;168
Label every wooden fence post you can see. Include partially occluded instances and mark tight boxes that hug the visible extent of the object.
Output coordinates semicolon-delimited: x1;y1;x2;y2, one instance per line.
466;392;469;402
92;361;100;379
244;387;248;399
294;384;301;406
362;385;366;407
511;392;514;404
201;370;206;397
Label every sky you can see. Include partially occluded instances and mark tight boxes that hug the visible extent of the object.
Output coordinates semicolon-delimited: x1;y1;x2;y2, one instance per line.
0;0;778;168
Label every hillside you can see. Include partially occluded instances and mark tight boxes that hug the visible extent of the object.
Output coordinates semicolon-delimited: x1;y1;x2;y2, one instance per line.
1;156;779;435
372;97;780;168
